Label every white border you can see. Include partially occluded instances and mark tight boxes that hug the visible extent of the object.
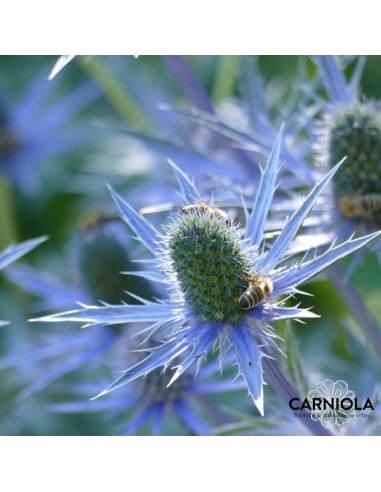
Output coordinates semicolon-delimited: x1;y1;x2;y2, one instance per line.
0;437;378;490
1;1;379;54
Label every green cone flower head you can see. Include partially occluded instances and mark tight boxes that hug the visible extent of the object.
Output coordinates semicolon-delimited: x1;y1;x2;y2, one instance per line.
327;103;381;198
164;207;252;324
78;214;151;304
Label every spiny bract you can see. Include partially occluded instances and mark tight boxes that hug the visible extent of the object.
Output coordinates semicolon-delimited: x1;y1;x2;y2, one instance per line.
165;210;252;323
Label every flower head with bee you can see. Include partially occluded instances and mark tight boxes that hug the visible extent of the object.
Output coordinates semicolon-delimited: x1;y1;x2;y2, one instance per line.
33;131;381;416
312;55;381;270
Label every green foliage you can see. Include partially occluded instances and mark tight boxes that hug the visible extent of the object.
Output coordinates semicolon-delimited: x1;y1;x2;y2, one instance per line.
213;407;289;436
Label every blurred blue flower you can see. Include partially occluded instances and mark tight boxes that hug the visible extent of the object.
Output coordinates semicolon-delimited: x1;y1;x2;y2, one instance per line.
87;56;323;232
47;356;247;436
312;56;381;270
33;131;380;417
103;57;260;195
298;56;381;354
160;56;318;188
0;69;98;192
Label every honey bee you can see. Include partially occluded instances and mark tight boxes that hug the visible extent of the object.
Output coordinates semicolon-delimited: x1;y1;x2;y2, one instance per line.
339;193;381;218
179;196;230;224
236;271;273;310
79;212;119;230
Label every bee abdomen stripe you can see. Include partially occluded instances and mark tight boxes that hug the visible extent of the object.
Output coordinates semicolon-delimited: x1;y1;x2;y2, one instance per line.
364;195;374;212
371;195;381;212
241;287;263;309
240;294;251;308
361;195;381;213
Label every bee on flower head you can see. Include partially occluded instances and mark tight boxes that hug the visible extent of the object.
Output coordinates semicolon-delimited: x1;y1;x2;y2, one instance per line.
179;195;231;225
236;271;273;310
339;191;381;220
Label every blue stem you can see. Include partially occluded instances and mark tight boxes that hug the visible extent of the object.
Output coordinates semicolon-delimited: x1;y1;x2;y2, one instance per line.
162;56;215;113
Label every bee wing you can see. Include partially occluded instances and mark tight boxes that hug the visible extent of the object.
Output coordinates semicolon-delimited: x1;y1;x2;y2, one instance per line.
189;195;210;207
249;270;262;281
241;270;261;283
139;202;177;215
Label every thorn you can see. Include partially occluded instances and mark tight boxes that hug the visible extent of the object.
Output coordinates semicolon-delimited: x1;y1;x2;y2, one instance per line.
90;389;108;400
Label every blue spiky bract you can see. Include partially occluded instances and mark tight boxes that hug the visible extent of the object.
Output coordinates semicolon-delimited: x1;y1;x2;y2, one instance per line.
0;237;47;271
0;236;47;326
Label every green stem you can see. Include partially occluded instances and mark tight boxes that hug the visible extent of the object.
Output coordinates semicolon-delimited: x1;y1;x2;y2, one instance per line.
76;56;147;126
0;177;18;248
212;56;240;105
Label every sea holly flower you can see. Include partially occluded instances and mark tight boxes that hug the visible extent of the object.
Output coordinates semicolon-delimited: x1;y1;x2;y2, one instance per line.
32;131;381;417
4;219;249;436
0;236;47;326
